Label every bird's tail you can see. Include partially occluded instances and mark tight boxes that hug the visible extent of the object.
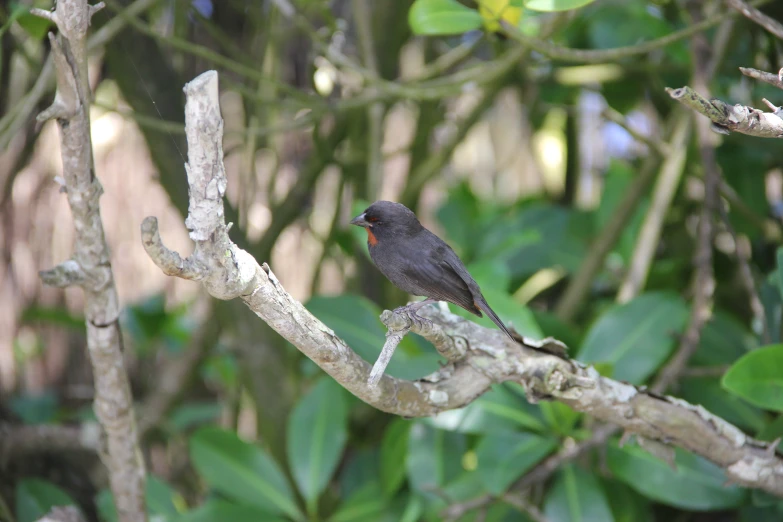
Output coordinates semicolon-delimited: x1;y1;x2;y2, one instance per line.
475;298;514;340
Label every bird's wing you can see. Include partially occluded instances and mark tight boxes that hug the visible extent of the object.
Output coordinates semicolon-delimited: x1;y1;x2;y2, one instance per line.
400;232;481;316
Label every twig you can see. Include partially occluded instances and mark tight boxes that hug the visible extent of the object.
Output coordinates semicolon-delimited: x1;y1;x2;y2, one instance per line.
142;70;783;498
555;129;661;320
617;113;692;302
653;3;724;393
740;67;783;90
716;201;769;343
0;423;103;460
666;85;783;138
443;424;618;518
727;0;783;39
502;495;551;522
499;0;771;63
0;0;161;151
136;319;215;438
32;2;146;521
351;0;384;200
368;305;467;386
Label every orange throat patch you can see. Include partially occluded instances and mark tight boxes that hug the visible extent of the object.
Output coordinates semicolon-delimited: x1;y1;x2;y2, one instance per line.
366;228;378;246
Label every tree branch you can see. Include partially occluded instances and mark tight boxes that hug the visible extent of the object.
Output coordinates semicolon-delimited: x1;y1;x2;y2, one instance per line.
666;84;783;138
0;423;103;459
142;70;783;497
33;2;146;521
727;0;783;39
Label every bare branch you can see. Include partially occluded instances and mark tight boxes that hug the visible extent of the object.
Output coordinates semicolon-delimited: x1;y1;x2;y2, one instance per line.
0;423;102;460
727;0;783;39
666;86;783;138
740;67;783;90
653;4;719;393
617;114;692;302
142;70;783;497
35;1;146;521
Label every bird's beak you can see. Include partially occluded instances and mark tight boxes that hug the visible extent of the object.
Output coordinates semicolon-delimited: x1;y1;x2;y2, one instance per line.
350;213;369;227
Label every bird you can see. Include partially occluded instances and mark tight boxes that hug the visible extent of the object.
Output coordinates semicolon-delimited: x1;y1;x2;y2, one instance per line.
350;200;513;340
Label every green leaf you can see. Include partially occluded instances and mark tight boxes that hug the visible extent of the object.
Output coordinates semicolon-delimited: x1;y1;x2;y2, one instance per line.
16;479;77;522
539;401;581;435
14;6;53;40
408;0;483;35
189;427;303;521
406;422;466;494
477;203;589;278
680;377;765;433
722;344;783;411
608;442;748;510
327;482;387;522
602;478;652;522
168;402;222;432
691;311;756;367
287;377;348;515
578;292;689;384
544;465;614;522
380;419;411;497
524;0;596;12
306;294;442;380
475;432;557;495
177;500;286;522
426;383;546;434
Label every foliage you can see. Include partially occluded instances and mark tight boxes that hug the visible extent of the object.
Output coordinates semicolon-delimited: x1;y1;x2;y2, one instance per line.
4;0;783;520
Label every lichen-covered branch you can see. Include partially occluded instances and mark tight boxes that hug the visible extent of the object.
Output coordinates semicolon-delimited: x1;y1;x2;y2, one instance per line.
142;70;783;497
666;85;783;138
32;2;146;521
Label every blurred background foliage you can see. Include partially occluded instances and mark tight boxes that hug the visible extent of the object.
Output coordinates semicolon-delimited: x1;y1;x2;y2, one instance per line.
2;0;783;520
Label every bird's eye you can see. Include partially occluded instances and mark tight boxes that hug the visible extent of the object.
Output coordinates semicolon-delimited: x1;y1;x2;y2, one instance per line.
367;216;379;223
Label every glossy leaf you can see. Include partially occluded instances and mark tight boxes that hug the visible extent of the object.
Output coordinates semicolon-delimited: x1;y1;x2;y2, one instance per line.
380;419;411;496
544;465;614;522
722;344;783;411
306;295;441;380
475;432;557;494
328;482;387;522
178;500;286;522
603;478;653;522
409;0;483;35
477;203;588;278
578;292;689;384
287;377;349;514
478;0;522;32
691;311;756;367
16;479;77;522
608;442;748;510
406;422;466;493
189;427;303;521
680;377;765;433
525;0;596;11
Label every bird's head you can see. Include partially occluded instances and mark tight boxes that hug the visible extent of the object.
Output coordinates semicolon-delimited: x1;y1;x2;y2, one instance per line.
350;201;422;244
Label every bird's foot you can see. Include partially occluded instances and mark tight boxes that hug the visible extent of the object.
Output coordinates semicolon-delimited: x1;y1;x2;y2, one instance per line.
393;302;435;330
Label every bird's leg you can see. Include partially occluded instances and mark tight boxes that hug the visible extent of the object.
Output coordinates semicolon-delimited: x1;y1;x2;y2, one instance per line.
393;298;438;327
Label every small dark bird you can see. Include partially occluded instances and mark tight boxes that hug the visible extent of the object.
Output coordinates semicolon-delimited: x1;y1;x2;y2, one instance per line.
350;200;513;339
